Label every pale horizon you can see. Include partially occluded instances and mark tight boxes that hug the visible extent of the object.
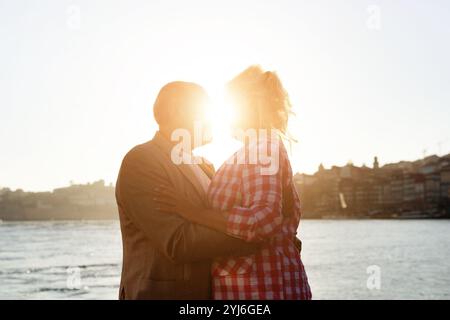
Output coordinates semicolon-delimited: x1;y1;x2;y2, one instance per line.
1;0;450;192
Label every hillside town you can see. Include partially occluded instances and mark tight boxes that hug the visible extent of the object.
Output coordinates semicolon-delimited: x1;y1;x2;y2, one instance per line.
295;153;450;219
0;180;116;220
1;154;450;221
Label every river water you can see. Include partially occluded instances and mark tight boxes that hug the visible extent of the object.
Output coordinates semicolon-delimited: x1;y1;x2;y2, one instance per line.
0;220;449;299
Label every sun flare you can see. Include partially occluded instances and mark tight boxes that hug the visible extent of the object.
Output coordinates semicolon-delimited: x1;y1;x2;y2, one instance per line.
194;87;242;169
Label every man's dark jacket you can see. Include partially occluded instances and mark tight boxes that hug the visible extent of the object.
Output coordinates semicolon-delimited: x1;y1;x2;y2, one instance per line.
115;132;257;299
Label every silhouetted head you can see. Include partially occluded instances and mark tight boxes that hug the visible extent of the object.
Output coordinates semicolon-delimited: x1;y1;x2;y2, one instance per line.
153;81;212;147
226;65;292;137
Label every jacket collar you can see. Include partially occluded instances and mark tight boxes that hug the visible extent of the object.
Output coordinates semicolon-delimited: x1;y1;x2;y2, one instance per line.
152;131;208;200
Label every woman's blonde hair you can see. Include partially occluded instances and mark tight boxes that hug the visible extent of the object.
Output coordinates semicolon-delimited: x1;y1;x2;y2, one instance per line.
227;65;294;138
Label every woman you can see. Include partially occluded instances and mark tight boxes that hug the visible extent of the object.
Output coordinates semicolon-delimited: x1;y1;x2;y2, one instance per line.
155;66;311;300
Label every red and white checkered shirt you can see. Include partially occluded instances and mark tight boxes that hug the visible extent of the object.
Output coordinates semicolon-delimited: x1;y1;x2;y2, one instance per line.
207;135;312;300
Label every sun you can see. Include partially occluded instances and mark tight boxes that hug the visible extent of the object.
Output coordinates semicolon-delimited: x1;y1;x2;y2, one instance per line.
194;86;242;169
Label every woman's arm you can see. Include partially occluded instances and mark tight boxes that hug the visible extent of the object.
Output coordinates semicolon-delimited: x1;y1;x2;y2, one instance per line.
153;185;230;233
224;162;284;242
154;162;283;243
154;141;285;242
187;209;229;233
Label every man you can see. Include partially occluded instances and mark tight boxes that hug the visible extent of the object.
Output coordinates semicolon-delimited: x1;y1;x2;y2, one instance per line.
115;81;258;299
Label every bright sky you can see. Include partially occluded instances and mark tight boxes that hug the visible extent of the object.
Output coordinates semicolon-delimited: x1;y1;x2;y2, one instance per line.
1;0;450;191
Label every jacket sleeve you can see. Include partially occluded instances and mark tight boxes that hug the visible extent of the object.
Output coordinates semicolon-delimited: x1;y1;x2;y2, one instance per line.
116;149;258;264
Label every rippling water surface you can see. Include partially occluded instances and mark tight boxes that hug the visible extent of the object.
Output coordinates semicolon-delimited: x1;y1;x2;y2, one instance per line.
0;220;449;299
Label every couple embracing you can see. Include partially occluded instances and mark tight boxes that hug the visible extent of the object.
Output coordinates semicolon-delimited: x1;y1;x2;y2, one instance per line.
115;65;311;300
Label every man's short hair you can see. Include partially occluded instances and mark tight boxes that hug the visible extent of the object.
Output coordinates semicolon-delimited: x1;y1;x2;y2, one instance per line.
153;81;207;127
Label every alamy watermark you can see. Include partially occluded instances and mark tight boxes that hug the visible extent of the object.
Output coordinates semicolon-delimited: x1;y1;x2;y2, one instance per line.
66;266;82;290
366;265;381;290
366;5;382;31
170;122;281;175
67;4;81;30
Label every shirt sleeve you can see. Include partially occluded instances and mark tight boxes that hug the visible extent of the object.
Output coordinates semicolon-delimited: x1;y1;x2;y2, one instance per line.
226;142;284;242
